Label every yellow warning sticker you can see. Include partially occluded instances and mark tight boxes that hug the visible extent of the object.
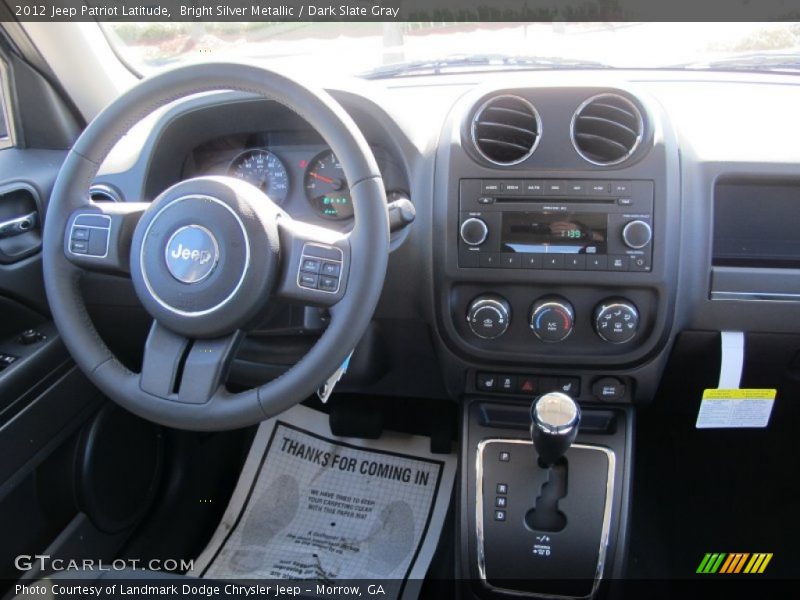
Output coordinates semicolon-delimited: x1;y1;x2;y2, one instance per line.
702;389;777;401
697;389;776;429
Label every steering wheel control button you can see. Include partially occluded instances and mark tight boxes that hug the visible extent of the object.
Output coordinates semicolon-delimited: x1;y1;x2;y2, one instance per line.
71;227;89;241
530;298;575;342
69;213;110;258
297;243;343;293
467;295;511;339
622;219;653;249
301;258;322;273
320;261;341;277
460;217;489;246
299;272;319;289
164;225;220;284
592;377;626;401
594;299;640;344
318;276;339;292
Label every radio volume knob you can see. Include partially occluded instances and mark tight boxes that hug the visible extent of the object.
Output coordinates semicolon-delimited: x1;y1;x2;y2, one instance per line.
460;217;489;246
622;220;652;249
467;295;510;339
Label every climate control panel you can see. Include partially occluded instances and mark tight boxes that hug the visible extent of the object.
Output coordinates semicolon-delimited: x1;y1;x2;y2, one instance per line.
463;292;643;347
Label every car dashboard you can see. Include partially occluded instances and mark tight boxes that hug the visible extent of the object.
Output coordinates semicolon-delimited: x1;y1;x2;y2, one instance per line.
89;69;800;405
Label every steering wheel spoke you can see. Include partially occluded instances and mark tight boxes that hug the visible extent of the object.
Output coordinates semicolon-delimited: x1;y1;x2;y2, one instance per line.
274;215;350;307
140;321;243;405
64;202;147;274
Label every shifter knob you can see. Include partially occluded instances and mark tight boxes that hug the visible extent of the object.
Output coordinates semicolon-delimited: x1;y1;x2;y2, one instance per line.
530;391;581;467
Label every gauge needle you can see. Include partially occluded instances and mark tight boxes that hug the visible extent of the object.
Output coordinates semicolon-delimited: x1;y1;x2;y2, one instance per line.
309;171;336;184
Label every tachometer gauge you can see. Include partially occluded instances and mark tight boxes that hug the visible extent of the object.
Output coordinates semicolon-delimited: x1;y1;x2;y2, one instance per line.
304;150;353;220
228;149;290;205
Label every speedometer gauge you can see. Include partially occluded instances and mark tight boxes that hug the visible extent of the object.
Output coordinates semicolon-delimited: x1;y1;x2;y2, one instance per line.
228;149;290;205
304;150;353;220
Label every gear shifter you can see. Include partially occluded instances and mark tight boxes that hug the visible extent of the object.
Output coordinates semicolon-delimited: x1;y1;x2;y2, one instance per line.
530;391;581;467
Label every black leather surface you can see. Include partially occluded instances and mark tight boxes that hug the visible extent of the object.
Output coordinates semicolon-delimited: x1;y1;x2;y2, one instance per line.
42;63;389;430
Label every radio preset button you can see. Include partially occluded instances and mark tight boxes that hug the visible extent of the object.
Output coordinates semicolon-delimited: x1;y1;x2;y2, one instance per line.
543;254;565;269
586;255;608;270
460;217;489;246
479;253;501;268
500;254;521;268
564;255;586;270
521;253;542;269
530;298;575;342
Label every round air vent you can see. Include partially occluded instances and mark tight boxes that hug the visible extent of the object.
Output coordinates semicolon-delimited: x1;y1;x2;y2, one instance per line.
89;184;121;203
571;93;644;166
471;95;541;166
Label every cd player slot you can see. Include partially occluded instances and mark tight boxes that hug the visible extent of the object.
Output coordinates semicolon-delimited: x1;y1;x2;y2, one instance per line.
495;197;616;204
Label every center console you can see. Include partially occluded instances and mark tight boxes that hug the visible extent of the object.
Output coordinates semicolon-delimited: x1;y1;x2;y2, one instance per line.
431;83;680;598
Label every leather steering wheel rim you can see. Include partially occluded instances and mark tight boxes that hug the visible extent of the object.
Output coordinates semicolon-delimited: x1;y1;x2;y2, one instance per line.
42;63;389;431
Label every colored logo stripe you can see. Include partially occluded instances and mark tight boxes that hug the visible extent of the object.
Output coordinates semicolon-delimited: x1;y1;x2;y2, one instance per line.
697;552;773;574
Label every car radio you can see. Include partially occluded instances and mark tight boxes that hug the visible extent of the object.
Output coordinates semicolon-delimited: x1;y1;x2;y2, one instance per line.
458;179;654;272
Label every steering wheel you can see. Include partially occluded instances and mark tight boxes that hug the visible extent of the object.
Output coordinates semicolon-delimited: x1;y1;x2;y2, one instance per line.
42;64;389;431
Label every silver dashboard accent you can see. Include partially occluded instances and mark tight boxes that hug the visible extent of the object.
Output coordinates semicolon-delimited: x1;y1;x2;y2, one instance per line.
570;93;644;167
0;59;16;150
0;211;37;239
68;214;111;259
297;242;344;294
475;438;616;599
710;290;800;302
470;94;542;167
533;392;580;435
89;184;122;203
164;224;220;284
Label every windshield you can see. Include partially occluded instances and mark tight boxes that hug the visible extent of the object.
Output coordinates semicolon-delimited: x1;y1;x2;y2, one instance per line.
102;22;800;78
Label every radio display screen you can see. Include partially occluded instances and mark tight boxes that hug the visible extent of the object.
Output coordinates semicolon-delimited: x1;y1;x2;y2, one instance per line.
501;212;608;254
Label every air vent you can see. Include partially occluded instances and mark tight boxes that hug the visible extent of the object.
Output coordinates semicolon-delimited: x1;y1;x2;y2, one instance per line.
571;93;644;166
89;184;121;203
471;95;541;166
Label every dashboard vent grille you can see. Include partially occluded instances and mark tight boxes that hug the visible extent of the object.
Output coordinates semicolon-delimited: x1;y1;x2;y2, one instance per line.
471;95;540;165
89;184;121;203
571;93;643;166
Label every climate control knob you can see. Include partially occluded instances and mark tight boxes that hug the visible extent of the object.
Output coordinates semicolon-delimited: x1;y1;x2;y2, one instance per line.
460;217;489;246
594;299;639;344
530;298;574;342
622;220;652;249
467;295;511;339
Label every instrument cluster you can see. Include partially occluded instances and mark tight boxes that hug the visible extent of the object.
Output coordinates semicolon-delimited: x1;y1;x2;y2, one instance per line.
186;133;408;225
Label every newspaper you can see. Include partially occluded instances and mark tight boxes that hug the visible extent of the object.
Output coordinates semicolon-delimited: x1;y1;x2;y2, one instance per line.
191;405;456;599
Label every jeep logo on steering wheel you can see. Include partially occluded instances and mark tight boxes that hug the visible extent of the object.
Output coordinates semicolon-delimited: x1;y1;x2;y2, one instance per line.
164;225;220;284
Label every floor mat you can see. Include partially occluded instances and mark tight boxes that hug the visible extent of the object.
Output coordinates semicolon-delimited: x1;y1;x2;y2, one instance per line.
190;405;456;599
